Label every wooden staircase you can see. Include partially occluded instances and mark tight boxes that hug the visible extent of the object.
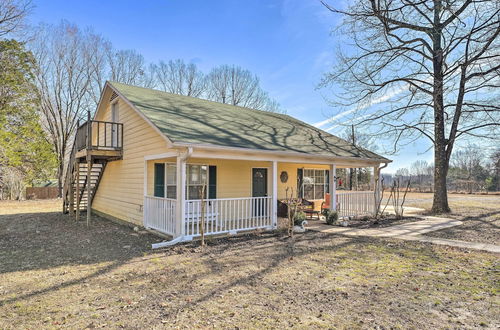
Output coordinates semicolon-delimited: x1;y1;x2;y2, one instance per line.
69;162;106;212
63;113;123;223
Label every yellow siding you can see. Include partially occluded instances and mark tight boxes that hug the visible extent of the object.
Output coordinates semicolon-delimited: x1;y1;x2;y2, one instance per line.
92;97;170;225
146;159;330;210
147;158;271;199
277;163;329;199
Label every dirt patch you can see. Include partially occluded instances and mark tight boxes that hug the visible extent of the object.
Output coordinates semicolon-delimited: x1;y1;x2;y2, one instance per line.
0;200;499;329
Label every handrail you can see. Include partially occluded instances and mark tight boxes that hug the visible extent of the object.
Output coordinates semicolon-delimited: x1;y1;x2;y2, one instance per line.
62;131;78;210
74;119;123;152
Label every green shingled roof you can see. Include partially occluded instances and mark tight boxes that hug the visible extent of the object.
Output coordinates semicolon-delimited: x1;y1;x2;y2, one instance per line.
109;81;388;161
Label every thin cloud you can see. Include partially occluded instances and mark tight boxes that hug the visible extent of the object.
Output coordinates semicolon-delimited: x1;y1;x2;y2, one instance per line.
323;113;372;132
314;84;409;128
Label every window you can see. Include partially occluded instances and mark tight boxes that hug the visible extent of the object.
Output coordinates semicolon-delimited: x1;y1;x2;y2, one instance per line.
302;169;328;200
165;164;176;198
187;165;208;199
154;163;165;197
154;163;213;200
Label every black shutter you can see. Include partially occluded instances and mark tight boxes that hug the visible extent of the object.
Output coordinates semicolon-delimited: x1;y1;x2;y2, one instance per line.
325;170;330;193
297;168;303;198
208;165;217;199
154;163;165;197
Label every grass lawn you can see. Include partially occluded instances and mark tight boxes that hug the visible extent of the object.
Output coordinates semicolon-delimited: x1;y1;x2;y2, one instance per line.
0;198;498;329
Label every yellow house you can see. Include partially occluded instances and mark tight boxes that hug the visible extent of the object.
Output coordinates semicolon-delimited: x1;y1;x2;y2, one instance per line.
63;81;390;247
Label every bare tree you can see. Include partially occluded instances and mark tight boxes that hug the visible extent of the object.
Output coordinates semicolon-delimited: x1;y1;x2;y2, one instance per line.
30;21;97;196
152;59;205;97
84;31;112;107
410;160;429;191
206;64;283;112
450;144;488;192
342;126;377;190
0;0;32;37
107;49;152;87
321;0;500;213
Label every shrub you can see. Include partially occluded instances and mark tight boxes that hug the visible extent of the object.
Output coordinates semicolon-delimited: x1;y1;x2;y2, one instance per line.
321;208;330;217
293;211;307;226
326;211;339;225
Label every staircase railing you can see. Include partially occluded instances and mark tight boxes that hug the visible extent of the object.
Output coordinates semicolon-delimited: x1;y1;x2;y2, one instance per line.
62;132;78;212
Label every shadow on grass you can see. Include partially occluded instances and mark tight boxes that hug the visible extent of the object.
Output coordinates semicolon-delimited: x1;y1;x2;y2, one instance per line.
0;207;447;313
149;231;446;320
0;211;163;275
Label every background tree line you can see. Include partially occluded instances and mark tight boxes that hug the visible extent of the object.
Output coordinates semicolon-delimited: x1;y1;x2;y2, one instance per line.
0;0;282;199
387;146;499;193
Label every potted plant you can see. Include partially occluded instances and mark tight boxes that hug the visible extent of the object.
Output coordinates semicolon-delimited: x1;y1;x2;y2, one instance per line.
325;210;339;225
293;211;307;232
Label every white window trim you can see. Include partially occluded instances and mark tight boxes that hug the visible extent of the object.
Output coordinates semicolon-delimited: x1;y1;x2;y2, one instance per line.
186;164;209;200
162;162;210;200
165;163;177;199
302;168;328;200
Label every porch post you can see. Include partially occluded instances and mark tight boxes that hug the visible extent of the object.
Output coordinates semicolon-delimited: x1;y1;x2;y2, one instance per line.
175;155;186;237
143;160;148;196
143;160;147;224
374;165;381;215
371;166;376;190
272;161;278;228
329;164;337;211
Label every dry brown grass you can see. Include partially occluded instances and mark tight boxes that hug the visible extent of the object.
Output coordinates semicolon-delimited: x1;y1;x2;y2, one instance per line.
0;200;498;328
0;199;61;215
397;192;500;244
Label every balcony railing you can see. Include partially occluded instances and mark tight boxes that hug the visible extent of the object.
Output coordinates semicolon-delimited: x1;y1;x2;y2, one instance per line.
75;120;123;152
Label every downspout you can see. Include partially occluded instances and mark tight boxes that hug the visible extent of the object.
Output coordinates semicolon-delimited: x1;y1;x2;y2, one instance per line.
182;147;193;160
379;162;389;171
152;147;193;249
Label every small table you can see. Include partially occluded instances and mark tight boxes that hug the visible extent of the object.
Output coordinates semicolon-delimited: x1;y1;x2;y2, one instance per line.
303;209;320;220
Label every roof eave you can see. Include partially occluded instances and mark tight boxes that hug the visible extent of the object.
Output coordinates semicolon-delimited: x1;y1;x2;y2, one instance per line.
172;142;392;164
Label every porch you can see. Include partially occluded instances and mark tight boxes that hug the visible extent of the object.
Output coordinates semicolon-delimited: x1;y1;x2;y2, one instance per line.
142;151;384;245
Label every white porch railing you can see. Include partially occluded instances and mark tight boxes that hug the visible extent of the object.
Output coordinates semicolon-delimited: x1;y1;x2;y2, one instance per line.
144;196;177;236
336;191;375;218
144;196;273;239
185;196;273;237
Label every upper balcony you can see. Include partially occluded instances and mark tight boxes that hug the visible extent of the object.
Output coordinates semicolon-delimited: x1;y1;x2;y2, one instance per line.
74;120;124;160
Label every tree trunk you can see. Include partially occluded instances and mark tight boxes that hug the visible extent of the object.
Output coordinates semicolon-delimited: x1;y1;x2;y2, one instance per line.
432;144;450;213
57;158;64;198
430;0;451;214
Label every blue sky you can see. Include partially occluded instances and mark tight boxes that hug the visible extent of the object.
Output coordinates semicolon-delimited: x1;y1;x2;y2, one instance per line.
30;0;435;172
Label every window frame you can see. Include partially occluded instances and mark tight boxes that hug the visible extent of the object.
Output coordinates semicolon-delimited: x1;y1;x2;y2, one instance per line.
186;164;208;200
165;163;177;199
302;168;328;200
157;162;210;200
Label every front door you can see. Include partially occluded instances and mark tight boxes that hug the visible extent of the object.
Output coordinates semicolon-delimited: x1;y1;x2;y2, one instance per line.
252;168;267;197
252;168;268;217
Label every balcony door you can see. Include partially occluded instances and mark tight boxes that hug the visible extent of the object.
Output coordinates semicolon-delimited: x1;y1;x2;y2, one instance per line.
111;103;119;148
